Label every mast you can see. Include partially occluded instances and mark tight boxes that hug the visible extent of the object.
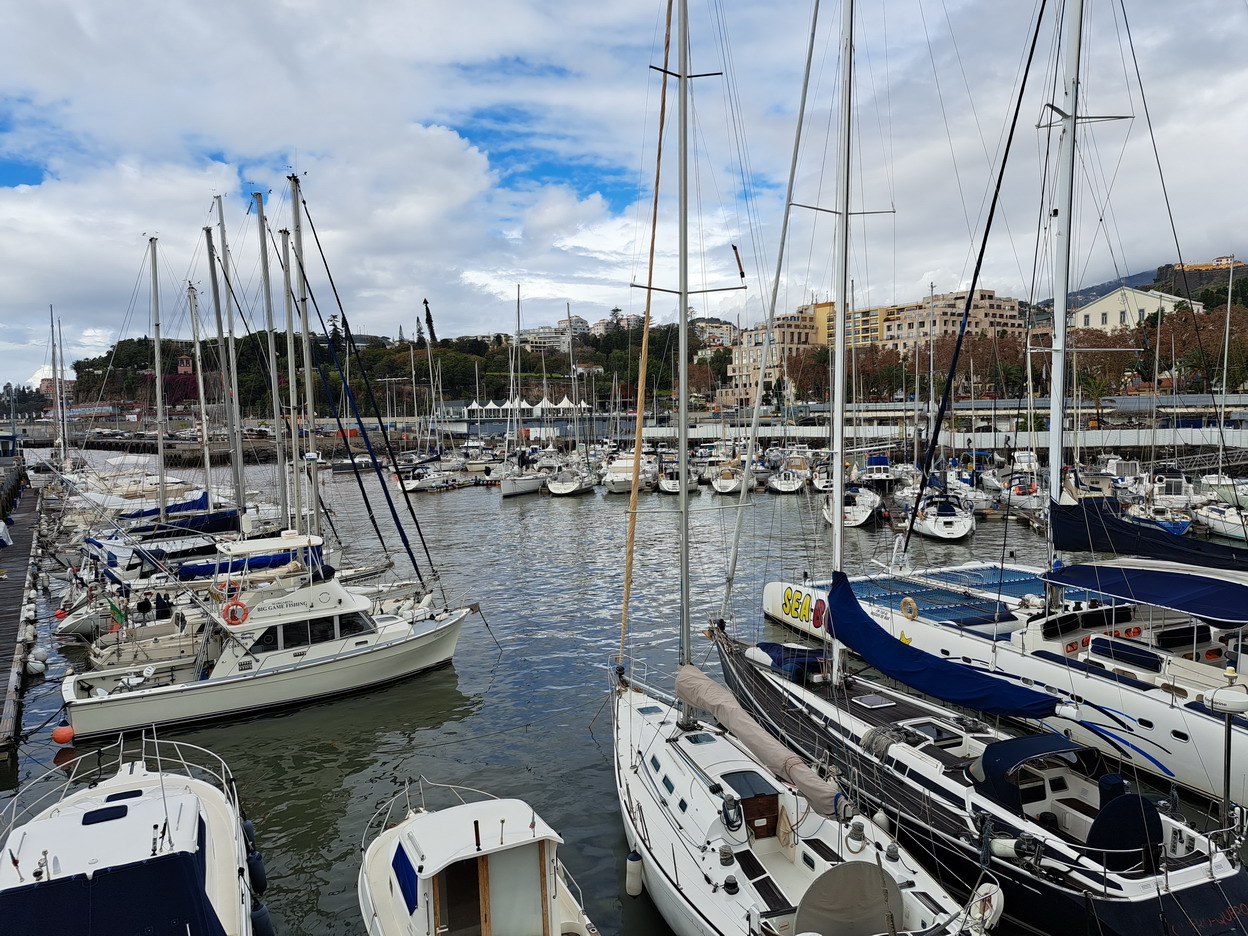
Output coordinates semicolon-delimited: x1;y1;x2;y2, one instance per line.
204;227;246;512
1218;257;1236;479
48;307;64;466
186;285;214;509
148;237;169;523
290;174;322;536
214;196;247;497
254;192;289;524
422;299;438;455
829;0;853;568
676;0;693;729
281;228;304;533
1046;0;1084;507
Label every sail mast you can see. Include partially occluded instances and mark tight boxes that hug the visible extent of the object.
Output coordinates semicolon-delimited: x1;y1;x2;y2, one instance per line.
254;192;289;525
676;0;693;728
1047;0;1084;509
830;0;853;568
149;237;169;524
186;285;214;510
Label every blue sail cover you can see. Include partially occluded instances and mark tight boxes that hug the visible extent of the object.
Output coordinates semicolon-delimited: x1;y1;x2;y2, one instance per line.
1041;561;1248;627
1051;497;1248;572
175;544;322;581
822;571;1060;718
119;491;211;519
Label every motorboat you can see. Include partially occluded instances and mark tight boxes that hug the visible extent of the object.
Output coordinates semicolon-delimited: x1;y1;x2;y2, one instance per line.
0;734;273;935
358;779;596;936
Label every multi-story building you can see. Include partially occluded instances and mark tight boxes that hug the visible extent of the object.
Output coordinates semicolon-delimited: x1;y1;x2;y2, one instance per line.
692;317;738;347
1072;286;1203;334
557;315;590;338
874;289;1025;353
517;326;569;354
716;310;817;407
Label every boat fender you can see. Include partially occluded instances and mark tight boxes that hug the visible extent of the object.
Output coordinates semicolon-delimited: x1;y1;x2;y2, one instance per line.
900;597;919;621
247;849;268;895
250;900;277;936
241;820;255;851
969;881;1005;932
625;850;644;897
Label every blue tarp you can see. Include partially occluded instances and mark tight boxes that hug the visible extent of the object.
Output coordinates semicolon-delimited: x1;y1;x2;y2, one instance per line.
0;851;229;935
175;544;321;581
1041;562;1248;627
820;572;1060;719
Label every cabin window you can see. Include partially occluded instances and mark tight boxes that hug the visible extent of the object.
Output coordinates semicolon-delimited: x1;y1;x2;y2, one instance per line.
678;799;688;812
339;612;375;638
1016;770;1047;805
391;845;419;914
650;755;661;773
662;776;675;794
1048;776;1068;793
721;771;780;799
249;626;280;654
309;617;337;644
1138;718;1153;729
910;721;960;747
1170;730;1190;743
282;621;311;649
803;853;816;870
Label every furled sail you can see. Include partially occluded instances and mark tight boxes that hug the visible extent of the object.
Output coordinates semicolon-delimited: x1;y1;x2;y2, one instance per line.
674;665;843;818
814;572;1063;719
1050;497;1248;572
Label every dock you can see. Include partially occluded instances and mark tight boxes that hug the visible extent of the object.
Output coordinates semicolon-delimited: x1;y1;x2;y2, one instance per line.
0;465;37;756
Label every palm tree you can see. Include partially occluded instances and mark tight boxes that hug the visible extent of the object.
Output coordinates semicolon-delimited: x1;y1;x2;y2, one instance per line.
1078;371;1113;430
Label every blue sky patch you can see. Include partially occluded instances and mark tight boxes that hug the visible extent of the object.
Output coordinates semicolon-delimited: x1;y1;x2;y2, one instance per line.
0;156;43;187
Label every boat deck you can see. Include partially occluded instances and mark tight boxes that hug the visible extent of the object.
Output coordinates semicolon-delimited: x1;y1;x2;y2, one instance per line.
850;574;1016;629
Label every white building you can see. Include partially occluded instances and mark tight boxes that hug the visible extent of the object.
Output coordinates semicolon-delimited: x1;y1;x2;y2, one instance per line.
518;325;569;353
558;315;590;338
1073;286;1203;333
717;311;817;407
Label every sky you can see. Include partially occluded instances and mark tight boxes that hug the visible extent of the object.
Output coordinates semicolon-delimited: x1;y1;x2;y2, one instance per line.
2;0;1245;388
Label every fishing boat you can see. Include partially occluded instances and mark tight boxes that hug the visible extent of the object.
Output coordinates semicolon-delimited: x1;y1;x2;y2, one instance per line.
0;734;274;935
358;778;596;936
59;533;473;740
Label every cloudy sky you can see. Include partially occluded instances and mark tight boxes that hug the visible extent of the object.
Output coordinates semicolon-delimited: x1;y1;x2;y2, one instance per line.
2;0;1244;388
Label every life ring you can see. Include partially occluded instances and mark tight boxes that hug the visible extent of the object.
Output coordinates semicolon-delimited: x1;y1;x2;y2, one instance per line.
1065;641;1078;654
1154;474;1166;485
222;600;250;626
900;597;919;621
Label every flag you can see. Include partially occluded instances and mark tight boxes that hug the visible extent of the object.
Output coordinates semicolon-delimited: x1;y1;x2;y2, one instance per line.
107;598;126;627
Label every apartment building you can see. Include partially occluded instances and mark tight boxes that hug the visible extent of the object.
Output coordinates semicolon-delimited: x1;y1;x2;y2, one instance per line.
716;310;817;407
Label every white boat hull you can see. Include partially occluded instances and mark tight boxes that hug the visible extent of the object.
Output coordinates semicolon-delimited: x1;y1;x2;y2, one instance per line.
499;474;544;498
63;611;467;739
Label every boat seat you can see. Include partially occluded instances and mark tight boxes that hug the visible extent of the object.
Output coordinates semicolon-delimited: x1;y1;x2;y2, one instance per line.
1056;796;1098;818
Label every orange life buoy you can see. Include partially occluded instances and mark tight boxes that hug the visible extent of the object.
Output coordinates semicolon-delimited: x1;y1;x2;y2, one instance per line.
1065;641;1078;654
900;597;919;620
222;600;250;626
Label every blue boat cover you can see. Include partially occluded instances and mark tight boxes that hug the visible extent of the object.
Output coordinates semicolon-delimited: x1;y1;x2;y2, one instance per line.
970;734;1086;811
1041;562;1248;627
119;490;210;519
175;544;321;581
822;572;1060;718
0;851;229;935
1050;496;1248;572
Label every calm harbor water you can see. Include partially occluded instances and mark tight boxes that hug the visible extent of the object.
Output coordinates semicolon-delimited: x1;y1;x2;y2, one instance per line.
6;455;1054;935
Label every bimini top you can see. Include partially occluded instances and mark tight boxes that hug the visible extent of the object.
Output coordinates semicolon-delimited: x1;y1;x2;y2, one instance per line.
217;532;324;558
969;734;1085;811
1041;558;1248;628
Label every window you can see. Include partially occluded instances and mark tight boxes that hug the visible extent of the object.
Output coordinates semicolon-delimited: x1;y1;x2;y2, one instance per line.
249;626;280;654
1082;314;1090;326
309;616;337;644
339;612;375;637
1101;312;1108;325
1119;309;1127;324
282;621;310;648
721;771;779;798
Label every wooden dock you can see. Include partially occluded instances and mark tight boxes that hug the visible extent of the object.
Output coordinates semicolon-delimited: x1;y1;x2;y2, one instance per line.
0;466;38;757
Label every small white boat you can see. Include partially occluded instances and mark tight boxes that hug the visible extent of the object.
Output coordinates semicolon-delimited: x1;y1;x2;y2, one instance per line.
0;735;273;935
545;467;597;496
822;484;881;527
710;463;749;494
359;779;596;936
910;492;975;540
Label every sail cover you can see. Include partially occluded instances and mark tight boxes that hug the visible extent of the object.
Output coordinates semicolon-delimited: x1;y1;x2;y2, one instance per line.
1050;497;1248;572
1041;559;1248;627
674;665;843;818
820;572;1061;719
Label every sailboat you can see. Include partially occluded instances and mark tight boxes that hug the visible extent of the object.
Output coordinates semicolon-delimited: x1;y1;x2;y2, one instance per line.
498;287;545;498
754;0;1248;808
612;5;989;935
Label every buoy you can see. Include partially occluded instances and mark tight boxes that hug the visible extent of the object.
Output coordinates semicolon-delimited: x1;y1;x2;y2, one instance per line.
625;850;644;897
54;609;67;619
250;901;277;936
873;808;890;834
247;849;268;895
31;646;48;663
25;659;46;676
52;724;75;745
242;818;257;851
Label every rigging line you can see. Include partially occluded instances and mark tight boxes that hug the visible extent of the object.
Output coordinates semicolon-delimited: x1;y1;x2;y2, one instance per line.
916;0;973;244
295;203;442;588
1118;2;1231;462
905;1;1049;555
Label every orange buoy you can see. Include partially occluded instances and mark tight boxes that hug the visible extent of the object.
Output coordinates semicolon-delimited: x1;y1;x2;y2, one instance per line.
52;724;75;745
54;609;67;619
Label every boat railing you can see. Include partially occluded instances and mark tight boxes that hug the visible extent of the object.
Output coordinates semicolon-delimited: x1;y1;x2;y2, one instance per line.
0;734;240;837
360;777;505;853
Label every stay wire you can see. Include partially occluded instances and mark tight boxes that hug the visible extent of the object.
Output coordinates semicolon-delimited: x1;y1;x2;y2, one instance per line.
905;0;1048;554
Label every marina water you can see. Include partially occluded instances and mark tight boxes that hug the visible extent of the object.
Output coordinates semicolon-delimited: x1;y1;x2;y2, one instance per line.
5;454;1053;934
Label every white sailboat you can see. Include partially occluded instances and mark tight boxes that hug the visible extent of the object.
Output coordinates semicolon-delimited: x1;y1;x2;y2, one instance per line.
611;5;985;935
499;287;545;498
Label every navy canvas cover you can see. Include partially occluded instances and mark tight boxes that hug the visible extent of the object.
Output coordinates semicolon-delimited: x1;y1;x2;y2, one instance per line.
1042;562;1248;627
